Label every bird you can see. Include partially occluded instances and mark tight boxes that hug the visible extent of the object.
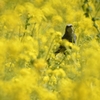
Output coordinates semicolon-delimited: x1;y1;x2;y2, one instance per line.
55;24;77;55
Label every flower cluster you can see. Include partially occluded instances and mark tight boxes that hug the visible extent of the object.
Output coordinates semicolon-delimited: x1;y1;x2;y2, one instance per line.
0;0;100;100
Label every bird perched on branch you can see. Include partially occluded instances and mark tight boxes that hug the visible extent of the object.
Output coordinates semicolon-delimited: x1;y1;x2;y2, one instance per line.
55;24;77;54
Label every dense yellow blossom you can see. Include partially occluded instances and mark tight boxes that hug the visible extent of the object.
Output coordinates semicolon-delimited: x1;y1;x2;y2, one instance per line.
33;59;47;70
0;0;100;100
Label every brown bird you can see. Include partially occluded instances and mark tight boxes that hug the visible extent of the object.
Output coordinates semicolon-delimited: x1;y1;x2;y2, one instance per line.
55;24;77;54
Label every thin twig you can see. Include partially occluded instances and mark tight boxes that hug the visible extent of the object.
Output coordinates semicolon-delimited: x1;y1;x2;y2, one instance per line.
57;54;66;66
45;37;55;60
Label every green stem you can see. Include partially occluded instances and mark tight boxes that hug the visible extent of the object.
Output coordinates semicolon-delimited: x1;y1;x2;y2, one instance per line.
45;37;55;61
57;54;66;66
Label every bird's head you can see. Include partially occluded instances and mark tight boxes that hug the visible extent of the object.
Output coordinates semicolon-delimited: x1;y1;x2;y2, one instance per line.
65;24;73;34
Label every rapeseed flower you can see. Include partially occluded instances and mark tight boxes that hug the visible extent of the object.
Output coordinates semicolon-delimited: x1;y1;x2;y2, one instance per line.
0;0;100;100
33;59;47;70
58;78;75;99
41;3;57;18
52;15;63;26
43;75;49;83
14;4;25;16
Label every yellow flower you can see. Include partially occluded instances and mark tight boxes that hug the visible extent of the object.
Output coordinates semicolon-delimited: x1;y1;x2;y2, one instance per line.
58;78;75;99
34;59;47;70
6;39;23;59
14;4;25;16
46;69;53;75
33;0;44;6
72;45;80;51
41;3;57;17
19;53;30;62
53;68;66;78
50;75;57;84
0;1;5;11
20;68;31;76
43;75;49;83
55;31;62;38
79;17;93;35
1;11;21;30
24;2;35;14
52;15;63;26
